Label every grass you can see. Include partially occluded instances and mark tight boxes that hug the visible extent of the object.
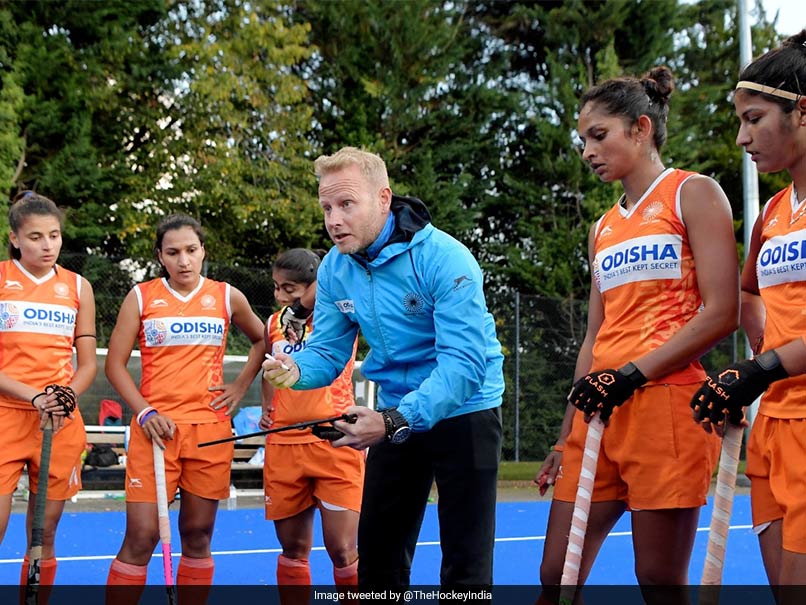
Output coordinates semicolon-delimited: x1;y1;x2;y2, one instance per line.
499;461;542;481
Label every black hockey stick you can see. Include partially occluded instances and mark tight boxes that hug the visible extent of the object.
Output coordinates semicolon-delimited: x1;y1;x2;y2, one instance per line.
197;414;357;447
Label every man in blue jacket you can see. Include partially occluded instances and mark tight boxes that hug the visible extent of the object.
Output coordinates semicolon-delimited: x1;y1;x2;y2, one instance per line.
264;146;504;589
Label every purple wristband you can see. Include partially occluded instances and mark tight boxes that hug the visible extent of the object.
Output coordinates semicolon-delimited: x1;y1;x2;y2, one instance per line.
139;410;158;427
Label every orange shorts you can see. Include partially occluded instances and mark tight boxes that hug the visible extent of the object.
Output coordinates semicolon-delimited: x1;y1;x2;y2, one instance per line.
746;414;806;553
0;406;85;499
553;383;719;510
125;420;233;502
263;441;364;521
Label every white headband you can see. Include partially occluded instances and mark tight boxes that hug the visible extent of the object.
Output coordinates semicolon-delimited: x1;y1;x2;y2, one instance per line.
735;80;802;102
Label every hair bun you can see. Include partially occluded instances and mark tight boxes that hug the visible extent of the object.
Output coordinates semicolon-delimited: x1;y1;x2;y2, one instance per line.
782;29;806;53
642;66;675;105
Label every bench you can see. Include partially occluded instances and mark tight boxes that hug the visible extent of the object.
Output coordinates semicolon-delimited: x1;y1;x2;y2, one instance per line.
231;435;265;468
82;424;265;490
81;425;126;491
84;425;127;464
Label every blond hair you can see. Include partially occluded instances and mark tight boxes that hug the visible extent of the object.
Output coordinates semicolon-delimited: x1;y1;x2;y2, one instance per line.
314;147;390;189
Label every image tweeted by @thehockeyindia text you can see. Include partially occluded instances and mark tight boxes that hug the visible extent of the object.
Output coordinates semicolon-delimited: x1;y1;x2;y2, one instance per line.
314;589;493;602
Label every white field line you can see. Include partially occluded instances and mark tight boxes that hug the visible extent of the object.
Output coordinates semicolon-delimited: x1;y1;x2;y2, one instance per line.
0;523;754;564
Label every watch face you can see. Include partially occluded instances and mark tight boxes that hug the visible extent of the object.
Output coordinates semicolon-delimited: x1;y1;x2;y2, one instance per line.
390;426;411;444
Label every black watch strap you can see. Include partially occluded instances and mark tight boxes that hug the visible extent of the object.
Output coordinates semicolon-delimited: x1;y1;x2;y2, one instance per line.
618;362;648;388
755;349;789;381
381;408;409;441
381;410;394;439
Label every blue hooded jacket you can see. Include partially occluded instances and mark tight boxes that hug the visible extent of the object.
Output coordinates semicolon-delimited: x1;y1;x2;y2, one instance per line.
292;195;504;431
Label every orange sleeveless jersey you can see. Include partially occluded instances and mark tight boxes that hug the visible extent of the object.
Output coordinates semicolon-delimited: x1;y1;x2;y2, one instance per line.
136;277;231;424
755;184;806;418
0;260;81;409
590;168;705;384
266;307;356;444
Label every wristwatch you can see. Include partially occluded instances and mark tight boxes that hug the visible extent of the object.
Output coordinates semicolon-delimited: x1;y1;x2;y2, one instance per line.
617;362;648;388
754;349;789;380
381;408;411;444
754;349;784;372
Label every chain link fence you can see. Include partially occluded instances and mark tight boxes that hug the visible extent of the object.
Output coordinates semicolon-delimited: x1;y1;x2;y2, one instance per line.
58;253;738;461
59;252;277;428
492;292;739;462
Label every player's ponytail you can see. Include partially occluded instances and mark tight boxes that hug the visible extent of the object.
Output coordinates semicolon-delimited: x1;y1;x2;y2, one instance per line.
7;191;64;260
580;65;675;151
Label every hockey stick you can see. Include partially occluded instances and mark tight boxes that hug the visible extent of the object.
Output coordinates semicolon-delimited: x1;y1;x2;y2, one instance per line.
25;416;53;605
701;422;743;585
559;415;604;605
153;442;177;605
197;413;357;447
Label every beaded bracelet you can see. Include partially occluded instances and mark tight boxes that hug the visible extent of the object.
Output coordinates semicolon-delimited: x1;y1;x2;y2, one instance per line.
136;406;157;426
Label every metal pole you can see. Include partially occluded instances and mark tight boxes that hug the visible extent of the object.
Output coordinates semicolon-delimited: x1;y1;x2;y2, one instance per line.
738;0;761;429
514;291;521;462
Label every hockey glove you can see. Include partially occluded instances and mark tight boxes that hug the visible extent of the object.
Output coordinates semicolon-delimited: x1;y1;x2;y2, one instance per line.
280;300;312;344
568;363;647;422
690;350;788;426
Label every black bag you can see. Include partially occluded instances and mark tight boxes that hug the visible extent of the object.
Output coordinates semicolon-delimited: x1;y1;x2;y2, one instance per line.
84;445;119;467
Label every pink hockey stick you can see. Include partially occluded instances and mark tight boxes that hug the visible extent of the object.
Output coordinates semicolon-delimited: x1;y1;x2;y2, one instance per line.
153;441;177;604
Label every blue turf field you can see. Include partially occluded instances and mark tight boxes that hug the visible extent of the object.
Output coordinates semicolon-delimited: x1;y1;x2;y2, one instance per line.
0;495;767;586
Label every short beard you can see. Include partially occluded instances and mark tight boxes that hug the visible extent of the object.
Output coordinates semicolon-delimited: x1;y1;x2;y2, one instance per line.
338;242;367;256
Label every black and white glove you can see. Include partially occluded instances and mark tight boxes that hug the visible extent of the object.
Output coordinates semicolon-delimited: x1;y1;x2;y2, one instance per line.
690;350;788;426
32;384;77;415
280;300;312;344
568;363;647;422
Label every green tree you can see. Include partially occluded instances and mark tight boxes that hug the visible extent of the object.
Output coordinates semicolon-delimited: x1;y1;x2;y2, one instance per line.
0;7;24;243
115;0;322;265
668;0;786;244
471;0;681;299
296;0;520;244
1;0;172;254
